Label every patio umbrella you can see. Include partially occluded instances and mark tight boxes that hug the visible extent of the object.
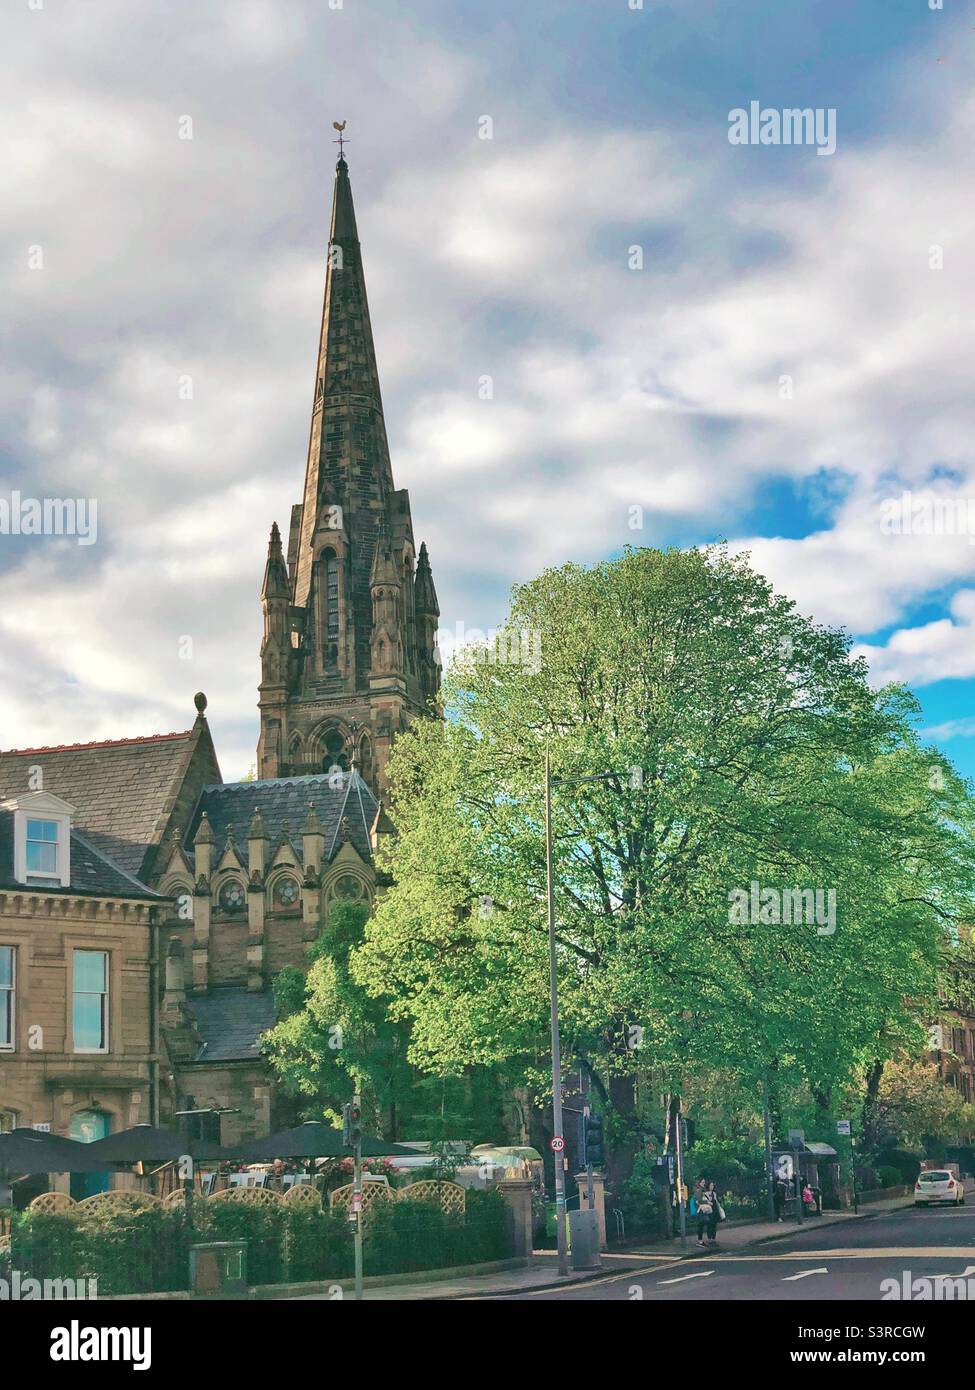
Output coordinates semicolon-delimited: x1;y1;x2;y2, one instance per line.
85;1124;227;1164
236;1120;415;1163
0;1129;109;1175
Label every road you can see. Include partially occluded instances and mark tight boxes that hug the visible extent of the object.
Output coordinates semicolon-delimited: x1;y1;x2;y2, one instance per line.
494;1204;975;1300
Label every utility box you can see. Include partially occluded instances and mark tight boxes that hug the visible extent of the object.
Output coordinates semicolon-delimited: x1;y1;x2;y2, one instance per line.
568;1209;600;1270
189;1241;248;1298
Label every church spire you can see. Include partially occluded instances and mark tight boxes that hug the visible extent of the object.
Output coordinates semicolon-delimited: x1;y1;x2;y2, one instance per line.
292;145;392;617
261;521;289;602
257;134;441;790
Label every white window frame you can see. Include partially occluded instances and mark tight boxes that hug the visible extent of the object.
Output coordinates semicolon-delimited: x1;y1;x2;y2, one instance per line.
3;791;75;888
0;946;14;1051
72;949;109;1054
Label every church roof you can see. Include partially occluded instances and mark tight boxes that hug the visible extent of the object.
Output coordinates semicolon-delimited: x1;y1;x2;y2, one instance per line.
0;811;164;901
184;987;278;1063
184;770;378;868
0;714;219;881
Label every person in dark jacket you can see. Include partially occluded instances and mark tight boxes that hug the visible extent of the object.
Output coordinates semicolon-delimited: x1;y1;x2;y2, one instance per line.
773;1175;788;1222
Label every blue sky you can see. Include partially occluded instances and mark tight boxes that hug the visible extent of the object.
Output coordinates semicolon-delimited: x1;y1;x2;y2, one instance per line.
1;0;974;781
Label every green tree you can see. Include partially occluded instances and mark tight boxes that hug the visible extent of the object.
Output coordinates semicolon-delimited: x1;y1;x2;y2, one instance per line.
262;901;413;1136
262;901;511;1143
354;547;975;1134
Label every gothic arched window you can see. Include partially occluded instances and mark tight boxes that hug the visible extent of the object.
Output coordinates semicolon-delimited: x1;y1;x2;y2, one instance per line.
324;553;339;662
321;729;348;774
357;734;373;785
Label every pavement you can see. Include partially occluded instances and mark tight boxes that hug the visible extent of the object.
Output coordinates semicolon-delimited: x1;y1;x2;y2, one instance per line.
292;1194;960;1301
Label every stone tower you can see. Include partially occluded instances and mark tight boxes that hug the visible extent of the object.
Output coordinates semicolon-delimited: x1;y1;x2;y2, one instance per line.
257;150;440;793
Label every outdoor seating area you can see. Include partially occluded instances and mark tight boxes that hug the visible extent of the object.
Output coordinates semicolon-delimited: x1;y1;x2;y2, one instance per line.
0;1121;521;1296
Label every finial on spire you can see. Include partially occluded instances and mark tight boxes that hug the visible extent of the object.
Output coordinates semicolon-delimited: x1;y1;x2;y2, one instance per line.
332;119;348;163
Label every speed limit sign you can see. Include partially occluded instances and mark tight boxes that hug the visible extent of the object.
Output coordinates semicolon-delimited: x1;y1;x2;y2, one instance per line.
550;1135;565;1153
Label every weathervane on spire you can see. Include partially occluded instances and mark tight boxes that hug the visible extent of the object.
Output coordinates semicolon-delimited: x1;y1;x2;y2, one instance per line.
332;119;348;160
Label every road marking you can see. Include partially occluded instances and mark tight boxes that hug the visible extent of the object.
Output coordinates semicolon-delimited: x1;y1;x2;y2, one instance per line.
686;1247;975;1262
782;1267;829;1281
657;1270;715;1285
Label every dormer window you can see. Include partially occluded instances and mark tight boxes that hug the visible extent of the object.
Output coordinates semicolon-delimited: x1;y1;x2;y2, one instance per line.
26;819;59;876
2;791;74;889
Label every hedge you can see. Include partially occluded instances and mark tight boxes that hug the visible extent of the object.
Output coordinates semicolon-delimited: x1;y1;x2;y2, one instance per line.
6;1187;511;1294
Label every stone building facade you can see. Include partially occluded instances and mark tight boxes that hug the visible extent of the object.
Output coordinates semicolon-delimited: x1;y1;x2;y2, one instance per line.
0;787;166;1193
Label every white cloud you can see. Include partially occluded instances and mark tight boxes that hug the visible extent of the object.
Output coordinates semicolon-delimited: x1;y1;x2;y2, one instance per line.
2;3;974;772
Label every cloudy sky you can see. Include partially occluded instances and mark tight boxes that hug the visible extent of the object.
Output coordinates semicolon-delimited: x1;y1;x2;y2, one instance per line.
2;0;974;781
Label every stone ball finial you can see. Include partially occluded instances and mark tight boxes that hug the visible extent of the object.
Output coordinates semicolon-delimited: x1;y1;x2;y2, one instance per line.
194;691;208;715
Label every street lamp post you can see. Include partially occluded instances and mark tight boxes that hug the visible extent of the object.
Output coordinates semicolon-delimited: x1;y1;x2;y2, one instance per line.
543;757;623;1276
544;748;570;1277
763;1073;775;1223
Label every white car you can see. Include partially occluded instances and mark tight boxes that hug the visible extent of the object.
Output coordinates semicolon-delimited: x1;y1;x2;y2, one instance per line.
914;1170;966;1207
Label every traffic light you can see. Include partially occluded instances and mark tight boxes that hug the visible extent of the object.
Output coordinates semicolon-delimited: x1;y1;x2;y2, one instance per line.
584;1114;605;1169
342;1098;362;1150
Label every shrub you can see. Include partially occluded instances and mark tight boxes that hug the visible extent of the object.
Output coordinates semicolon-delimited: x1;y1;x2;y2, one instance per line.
282;1202;351;1283
205;1200;284;1286
877;1165;904;1190
10;1209;88;1284
79;1205;187;1296
362;1188;510;1276
876;1148;922;1184
617;1153;667;1238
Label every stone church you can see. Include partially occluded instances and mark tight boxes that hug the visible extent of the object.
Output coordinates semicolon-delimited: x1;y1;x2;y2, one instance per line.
0;151;440;1153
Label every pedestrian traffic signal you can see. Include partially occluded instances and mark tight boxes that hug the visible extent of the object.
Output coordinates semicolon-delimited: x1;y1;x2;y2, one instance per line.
342;1099;362;1149
584;1115;605;1168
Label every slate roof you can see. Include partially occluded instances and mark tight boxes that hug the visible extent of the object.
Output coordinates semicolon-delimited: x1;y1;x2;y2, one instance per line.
0;811;164;901
0;731;198;879
184;988;278;1062
185;771;378;868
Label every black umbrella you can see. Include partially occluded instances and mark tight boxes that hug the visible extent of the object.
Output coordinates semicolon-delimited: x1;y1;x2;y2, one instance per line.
0;1129;109;1175
85;1124;227;1164
236;1120;415;1163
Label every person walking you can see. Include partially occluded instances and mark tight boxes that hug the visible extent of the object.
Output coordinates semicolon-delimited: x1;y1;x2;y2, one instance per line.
773;1174;787;1222
694;1178;711;1246
703;1180;723;1247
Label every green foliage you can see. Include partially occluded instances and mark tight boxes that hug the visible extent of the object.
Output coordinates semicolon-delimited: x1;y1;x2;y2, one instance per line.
7;1187;512;1291
876;1148;923;1184
686;1135;766;1184
203;1199;285;1286
618;1152;666;1237
82;1204;186;1295
272;966;307;1020
877;1165;904;1189
10;1209;88;1284
354;545;975;1124
11;1205;186;1295
282;1202;352;1283
870;1058;975;1152
363;1188;509;1275
261;900;414;1131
